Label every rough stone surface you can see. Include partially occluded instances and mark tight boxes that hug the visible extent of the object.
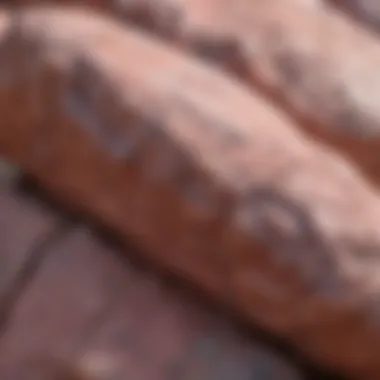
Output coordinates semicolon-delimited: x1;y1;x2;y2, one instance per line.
110;0;380;184
25;0;380;184
0;188;304;380
0;7;380;379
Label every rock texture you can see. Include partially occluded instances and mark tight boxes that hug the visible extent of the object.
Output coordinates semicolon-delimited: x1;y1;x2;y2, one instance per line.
0;184;303;380
1;6;380;379
105;0;380;184
8;0;380;184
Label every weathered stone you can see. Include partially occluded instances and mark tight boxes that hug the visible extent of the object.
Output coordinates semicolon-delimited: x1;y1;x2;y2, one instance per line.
0;7;380;378
0;192;302;380
110;0;380;184
29;0;380;184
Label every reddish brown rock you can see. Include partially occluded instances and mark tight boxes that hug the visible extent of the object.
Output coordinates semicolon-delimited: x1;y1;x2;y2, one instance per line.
31;0;380;184
1;6;380;379
109;0;380;184
8;0;380;184
0;190;302;380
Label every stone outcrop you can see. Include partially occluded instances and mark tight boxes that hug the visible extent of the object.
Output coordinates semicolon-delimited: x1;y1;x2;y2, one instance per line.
8;0;380;184
2;6;380;379
0;184;304;380
105;0;380;185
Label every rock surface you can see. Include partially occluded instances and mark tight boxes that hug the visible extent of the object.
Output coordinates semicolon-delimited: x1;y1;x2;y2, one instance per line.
1;6;380;379
0;183;304;380
8;0;380;183
106;0;380;184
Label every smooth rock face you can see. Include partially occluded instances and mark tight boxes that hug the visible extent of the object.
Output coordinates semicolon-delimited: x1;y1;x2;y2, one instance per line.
1;7;380;379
